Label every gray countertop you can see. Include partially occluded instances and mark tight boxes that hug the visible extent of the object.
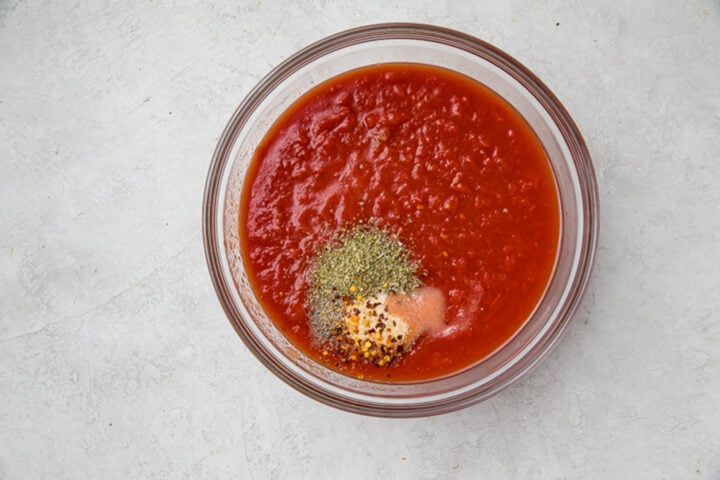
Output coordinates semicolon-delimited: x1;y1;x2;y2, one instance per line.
2;1;719;478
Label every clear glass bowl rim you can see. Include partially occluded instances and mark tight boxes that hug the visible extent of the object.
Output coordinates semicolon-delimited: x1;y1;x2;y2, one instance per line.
203;23;599;417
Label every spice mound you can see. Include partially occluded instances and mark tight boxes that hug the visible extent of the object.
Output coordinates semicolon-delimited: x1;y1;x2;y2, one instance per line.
307;223;445;366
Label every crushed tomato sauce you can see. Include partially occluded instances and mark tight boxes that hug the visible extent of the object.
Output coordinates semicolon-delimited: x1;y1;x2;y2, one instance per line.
240;63;560;382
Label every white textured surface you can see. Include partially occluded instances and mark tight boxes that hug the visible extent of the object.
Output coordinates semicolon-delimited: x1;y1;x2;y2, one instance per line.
1;1;719;478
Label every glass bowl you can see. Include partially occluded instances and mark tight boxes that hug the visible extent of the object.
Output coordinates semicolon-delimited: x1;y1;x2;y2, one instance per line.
203;23;598;417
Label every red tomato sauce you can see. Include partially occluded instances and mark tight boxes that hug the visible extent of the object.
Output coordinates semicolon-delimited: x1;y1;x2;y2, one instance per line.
240;63;559;382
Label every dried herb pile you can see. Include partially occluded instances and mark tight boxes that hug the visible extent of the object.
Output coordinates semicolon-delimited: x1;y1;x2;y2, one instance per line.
307;222;420;348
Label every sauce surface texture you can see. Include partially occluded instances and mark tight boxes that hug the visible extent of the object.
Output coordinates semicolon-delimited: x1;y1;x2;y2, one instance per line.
241;63;560;382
